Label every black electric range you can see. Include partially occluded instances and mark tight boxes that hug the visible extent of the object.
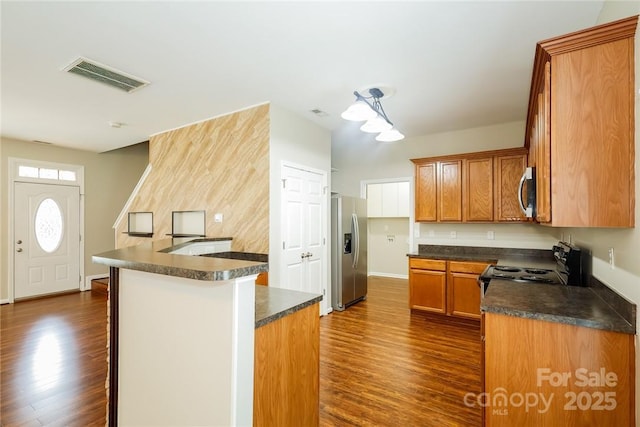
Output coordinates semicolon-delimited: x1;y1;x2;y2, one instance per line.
478;242;583;295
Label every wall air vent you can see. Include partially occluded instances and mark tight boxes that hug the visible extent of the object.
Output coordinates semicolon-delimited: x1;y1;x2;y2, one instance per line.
63;57;149;93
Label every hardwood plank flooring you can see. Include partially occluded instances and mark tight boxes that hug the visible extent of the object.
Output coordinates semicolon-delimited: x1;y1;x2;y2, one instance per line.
0;291;108;427
320;276;482;426
1;277;481;426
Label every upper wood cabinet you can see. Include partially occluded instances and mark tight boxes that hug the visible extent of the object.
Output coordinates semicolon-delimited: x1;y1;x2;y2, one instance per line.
525;16;637;227
465;157;494;221
495;153;527;222
415;162;438;221
412;148;527;223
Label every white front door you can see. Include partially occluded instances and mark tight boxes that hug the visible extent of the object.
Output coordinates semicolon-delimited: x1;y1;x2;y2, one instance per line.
281;165;326;301
14;182;81;299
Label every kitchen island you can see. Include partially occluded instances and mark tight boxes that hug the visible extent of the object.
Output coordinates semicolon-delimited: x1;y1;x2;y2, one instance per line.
93;238;321;427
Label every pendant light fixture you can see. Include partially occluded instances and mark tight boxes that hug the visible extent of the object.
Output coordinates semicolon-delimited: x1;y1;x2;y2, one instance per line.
341;87;405;142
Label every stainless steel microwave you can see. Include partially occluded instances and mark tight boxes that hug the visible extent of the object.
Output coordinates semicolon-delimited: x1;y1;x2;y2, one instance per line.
518;166;536;218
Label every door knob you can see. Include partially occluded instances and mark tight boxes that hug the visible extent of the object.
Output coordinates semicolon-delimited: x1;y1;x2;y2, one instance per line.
16;248;23;252
16;240;22;244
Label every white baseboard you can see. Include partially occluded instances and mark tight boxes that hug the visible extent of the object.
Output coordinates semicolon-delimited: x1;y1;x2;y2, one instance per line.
0;299;10;305
85;274;109;291
368;272;409;280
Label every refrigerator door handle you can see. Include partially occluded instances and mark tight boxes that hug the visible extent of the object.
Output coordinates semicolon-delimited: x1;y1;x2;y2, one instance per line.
352;213;359;269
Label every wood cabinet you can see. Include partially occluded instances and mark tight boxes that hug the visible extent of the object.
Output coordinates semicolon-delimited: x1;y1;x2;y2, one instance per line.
495;153;527;221
408;258;447;313
525;16;637;227
409;258;491;319
484;312;634;426
465;157;493;221
254;303;319;426
415;160;463;222
447;261;487;319
412;148;527;223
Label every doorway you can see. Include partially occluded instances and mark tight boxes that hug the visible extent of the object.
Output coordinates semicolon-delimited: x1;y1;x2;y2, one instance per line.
8;158;84;302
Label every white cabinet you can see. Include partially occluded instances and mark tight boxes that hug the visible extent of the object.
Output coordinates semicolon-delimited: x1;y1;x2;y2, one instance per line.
367;182;410;218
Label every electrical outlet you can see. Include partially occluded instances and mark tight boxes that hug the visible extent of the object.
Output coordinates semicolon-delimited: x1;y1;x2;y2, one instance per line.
449;231;457;239
608;248;615;269
487;231;495;240
214;213;223;223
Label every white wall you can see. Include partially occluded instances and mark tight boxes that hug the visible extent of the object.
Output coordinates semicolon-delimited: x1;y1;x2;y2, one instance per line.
368;218;410;278
269;104;332;312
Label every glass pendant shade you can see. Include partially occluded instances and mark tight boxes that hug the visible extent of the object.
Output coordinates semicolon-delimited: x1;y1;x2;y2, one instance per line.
376;128;405;142
341;101;378;121
360;116;393;133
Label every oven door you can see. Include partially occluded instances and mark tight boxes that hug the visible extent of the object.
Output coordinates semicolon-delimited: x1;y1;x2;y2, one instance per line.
518;166;536;218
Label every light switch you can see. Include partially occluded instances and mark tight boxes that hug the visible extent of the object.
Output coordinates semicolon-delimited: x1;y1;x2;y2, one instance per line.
214;213;223;223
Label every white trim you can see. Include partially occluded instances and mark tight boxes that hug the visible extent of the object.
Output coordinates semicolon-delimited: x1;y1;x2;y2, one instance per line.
368;272;409;280
8;157;85;303
113;163;152;229
149;102;270;137
281;160;330;315
85;274;109;292
0;299;10;305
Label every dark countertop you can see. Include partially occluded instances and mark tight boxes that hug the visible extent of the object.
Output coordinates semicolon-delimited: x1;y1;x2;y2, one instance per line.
408;244;555;268
408;244;634;335
93;238;268;281
255;286;322;328
482;280;635;334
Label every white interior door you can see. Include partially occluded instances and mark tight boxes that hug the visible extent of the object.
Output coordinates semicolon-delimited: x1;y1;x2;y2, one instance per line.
281;165;326;298
14;182;80;299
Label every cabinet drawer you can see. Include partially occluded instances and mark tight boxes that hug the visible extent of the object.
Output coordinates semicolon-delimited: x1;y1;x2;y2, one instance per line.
409;258;446;271
448;261;493;274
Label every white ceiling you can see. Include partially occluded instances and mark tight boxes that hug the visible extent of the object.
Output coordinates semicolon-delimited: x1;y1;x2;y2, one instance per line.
1;1;604;153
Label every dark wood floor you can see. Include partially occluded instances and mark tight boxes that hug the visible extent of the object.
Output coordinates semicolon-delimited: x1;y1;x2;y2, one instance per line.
319;276;482;427
1;277;481;426
0;291;108;427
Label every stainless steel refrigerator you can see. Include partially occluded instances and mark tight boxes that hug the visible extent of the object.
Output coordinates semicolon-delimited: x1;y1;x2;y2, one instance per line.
331;195;367;311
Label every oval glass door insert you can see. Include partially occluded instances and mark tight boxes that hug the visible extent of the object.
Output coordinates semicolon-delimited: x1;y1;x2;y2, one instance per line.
35;198;64;253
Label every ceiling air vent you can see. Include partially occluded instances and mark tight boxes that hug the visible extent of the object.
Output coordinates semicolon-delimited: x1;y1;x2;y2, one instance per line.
63;57;149;93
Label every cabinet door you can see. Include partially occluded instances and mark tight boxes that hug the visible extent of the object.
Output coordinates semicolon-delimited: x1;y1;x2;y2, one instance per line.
367;183;383;217
536;62;551;223
464;157;493;221
397;181;410;217
447;271;481;319
495;153;527;222
381;182;399;217
439;160;462;221
409;268;447;313
415;162;437;221
551;39;633;227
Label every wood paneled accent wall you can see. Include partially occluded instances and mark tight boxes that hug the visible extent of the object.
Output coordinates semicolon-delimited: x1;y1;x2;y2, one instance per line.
115;104;270;252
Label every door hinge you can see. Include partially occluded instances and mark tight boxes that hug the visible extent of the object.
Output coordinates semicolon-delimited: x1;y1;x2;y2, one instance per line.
323;237;326;245
282;241;285;250
323;186;327;195
282;179;287;189
323;288;326;296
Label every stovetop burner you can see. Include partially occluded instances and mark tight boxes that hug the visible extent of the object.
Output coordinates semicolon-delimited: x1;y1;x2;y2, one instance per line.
493;266;521;273
479;265;563;285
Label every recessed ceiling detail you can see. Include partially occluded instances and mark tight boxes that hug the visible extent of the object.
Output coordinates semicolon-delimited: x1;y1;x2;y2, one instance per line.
63;57;149;93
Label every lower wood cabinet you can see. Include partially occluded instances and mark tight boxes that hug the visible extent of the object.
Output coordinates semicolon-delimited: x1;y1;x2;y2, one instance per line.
483;313;634;426
409;259;447;313
254;303;319;426
409;258;491;320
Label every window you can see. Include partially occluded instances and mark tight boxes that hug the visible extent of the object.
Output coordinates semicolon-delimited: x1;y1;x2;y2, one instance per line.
18;165;78;183
35;198;64;253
